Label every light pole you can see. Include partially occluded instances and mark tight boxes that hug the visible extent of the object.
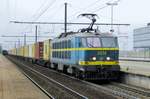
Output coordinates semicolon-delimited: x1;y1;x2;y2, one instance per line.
18;39;21;48
106;2;118;33
35;25;38;43
24;34;26;46
64;2;67;33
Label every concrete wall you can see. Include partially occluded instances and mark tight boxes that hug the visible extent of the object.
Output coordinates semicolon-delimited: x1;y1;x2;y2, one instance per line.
120;72;150;89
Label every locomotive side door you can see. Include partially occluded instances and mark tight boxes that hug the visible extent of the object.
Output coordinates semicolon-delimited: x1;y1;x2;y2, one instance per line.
75;37;80;64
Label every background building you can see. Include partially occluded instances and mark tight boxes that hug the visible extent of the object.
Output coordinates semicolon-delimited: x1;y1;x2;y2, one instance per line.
134;23;150;50
131;24;150;58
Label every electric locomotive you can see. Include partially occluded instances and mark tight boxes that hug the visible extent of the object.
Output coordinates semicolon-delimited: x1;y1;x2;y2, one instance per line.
2;50;8;55
50;14;120;80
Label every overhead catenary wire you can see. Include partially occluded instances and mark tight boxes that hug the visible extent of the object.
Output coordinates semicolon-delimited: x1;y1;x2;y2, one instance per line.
13;0;122;35
19;0;49;33
67;0;103;19
46;3;64;20
10;21;130;26
33;0;57;21
91;5;108;13
88;0;113;13
30;0;48;20
4;0;56;49
68;0;113;22
91;0;121;13
20;0;57;35
92;0;121;26
1;35;53;38
31;3;63;39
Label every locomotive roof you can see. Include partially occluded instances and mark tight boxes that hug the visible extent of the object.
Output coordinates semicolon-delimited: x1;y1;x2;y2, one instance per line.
71;32;115;37
56;32;116;39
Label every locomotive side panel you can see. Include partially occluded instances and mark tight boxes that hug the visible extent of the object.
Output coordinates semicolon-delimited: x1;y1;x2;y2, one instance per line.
51;38;77;65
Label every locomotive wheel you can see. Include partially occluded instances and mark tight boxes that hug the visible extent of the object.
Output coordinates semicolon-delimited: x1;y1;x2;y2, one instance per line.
73;69;79;78
75;72;79;78
79;71;84;80
74;69;83;79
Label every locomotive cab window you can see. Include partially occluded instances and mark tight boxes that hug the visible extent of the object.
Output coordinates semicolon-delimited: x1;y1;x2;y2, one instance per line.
86;37;101;47
79;38;87;47
101;37;118;48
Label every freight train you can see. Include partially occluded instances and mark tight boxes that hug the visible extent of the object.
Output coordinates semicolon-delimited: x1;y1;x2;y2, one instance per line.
8;14;120;80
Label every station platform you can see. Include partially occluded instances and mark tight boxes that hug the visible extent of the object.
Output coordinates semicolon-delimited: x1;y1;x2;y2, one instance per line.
0;55;50;99
120;60;150;76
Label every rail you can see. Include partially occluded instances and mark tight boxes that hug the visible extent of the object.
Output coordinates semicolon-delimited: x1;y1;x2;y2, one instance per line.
7;55;150;99
7;56;88;99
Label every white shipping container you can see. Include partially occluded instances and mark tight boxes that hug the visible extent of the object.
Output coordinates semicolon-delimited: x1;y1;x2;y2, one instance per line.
29;44;33;58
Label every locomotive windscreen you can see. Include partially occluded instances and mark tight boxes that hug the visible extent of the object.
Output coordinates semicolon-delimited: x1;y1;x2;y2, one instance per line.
81;37;118;48
101;37;118;48
87;37;101;47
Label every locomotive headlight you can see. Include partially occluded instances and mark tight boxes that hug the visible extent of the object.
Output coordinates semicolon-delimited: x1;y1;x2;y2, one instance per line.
106;57;110;61
92;57;96;61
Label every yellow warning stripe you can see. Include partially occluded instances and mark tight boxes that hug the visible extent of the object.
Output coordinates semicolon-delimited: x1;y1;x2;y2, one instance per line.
52;48;119;51
79;61;119;65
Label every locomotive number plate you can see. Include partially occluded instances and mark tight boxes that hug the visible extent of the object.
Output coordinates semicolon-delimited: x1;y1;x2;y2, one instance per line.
97;51;107;56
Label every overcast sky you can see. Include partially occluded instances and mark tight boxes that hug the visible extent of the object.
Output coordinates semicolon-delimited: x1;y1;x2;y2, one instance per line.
0;0;150;50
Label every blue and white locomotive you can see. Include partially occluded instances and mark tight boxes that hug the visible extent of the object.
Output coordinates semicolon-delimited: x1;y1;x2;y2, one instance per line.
50;14;120;80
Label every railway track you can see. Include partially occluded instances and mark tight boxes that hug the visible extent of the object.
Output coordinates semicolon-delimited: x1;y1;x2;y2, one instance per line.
7;56;88;99
81;80;150;99
102;83;150;99
6;56;118;99
108;83;150;98
7;56;150;99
